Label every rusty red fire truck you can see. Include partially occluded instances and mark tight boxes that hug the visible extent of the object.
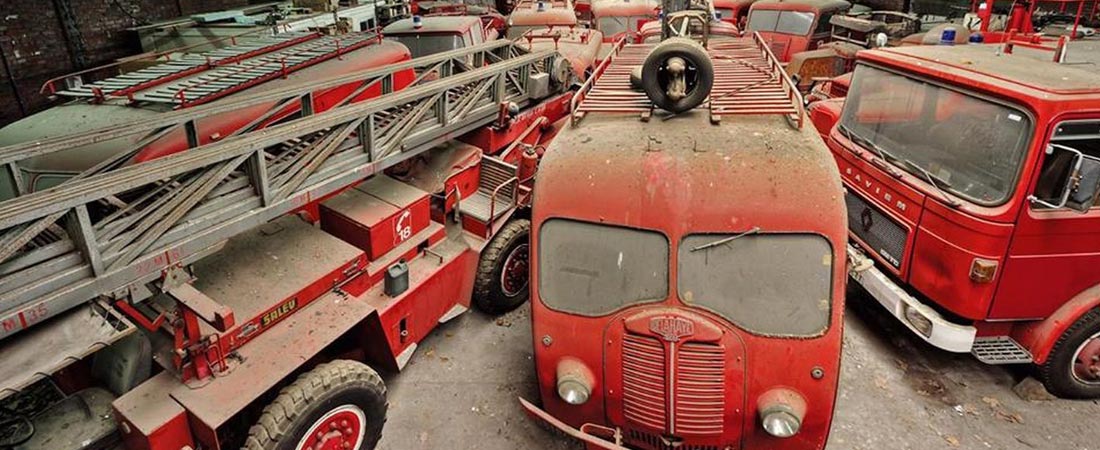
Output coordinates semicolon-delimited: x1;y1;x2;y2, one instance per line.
822;38;1100;398
0;35;575;449
520;8;849;449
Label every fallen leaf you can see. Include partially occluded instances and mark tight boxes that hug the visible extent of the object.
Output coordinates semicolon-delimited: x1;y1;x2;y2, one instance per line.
945;435;960;447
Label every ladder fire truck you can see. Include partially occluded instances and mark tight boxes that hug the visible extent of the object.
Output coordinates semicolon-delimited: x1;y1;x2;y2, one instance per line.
520;7;849;450
0;38;573;450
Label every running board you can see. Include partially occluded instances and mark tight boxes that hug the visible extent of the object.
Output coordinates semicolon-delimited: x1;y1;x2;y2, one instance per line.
972;336;1033;365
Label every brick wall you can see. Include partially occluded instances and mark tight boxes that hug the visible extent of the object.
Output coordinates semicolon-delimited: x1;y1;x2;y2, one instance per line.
0;0;251;128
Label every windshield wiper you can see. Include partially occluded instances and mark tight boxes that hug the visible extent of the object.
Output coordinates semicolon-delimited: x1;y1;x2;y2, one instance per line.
691;227;762;252
838;126;903;176
902;159;961;208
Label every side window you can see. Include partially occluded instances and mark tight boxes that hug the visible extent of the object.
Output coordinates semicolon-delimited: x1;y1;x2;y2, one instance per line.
1033;120;1100;209
472;22;484;44
815;13;832;34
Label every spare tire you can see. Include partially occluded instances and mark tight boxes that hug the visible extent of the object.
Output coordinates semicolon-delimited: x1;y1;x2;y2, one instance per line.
640;37;714;114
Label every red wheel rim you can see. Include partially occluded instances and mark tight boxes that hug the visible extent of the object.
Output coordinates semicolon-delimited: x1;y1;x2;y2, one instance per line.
500;243;530;298
1072;332;1100;385
295;405;366;450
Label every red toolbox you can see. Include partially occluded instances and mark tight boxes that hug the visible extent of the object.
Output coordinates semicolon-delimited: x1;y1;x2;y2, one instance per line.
320;175;431;261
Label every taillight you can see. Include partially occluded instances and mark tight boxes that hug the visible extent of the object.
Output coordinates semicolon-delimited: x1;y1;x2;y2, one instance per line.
757;388;807;438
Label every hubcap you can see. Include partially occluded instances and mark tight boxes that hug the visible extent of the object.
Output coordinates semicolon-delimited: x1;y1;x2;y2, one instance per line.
500;243;530;298
1071;332;1100;385
295;405;366;450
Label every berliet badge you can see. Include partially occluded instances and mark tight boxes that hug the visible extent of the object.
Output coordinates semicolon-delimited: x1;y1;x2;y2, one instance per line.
649;317;695;342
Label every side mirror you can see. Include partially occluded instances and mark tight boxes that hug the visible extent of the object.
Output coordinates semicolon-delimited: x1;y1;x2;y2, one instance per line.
1029;144;1100;213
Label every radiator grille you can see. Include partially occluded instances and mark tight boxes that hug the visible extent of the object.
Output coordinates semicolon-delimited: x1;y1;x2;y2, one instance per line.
621;333;726;438
674;342;725;435
622;333;667;430
769;41;788;59
845;191;907;269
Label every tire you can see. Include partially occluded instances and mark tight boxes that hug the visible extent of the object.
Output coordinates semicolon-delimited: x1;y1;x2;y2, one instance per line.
473;218;531;314
243;360;387;450
640;37;714;114
1038;308;1100;398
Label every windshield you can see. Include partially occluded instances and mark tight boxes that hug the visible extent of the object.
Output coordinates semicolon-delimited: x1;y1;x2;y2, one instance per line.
597;16;647;36
388;34;463;58
507;25;545;38
678;233;833;336
747;9;815;35
838;65;1032;205
715;7;736;19
538;219;668;316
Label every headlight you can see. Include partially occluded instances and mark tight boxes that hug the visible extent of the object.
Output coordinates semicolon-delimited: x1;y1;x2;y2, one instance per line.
555;358;594;405
557;379;590;405
761;406;802;438
757;388;807;439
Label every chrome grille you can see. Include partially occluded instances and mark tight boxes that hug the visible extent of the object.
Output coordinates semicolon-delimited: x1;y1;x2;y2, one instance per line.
845;191;907;269
622;333;667;430
674;342;725;436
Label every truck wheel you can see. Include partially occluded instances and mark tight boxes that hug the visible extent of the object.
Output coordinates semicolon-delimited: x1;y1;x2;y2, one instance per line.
473;218;531;314
640;38;714;114
243;360;386;450
1039;308;1100;398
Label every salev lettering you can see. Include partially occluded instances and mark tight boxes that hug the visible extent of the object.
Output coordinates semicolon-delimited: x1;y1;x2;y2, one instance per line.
262;298;299;327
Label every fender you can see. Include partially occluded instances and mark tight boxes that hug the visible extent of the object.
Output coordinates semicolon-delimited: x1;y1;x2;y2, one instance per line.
1012;283;1100;364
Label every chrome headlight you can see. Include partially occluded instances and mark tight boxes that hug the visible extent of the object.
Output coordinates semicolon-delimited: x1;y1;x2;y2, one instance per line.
555;358;594;405
757;388;807;438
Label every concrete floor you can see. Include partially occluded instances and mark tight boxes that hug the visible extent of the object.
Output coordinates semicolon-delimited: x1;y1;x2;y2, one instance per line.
377;289;1100;450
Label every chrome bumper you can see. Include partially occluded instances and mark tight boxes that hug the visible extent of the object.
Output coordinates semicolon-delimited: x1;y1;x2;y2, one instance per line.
847;245;977;353
519;398;630;450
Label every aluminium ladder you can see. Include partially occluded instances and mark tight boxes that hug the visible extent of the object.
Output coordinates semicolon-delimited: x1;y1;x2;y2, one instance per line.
0;40;559;343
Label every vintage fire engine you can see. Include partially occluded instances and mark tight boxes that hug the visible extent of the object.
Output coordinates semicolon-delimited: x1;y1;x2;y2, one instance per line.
745;0;851;62
0;31;413;198
822;38;1100;398
520;8;848;450
0;38;574;449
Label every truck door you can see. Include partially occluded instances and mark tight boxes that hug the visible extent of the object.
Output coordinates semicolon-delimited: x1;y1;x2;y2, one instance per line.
993;117;1100;319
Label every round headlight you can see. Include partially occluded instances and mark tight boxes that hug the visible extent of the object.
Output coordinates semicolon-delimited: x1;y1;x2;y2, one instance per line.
757;388;807;439
557;379;591;405
761;407;802;438
555;358;595;405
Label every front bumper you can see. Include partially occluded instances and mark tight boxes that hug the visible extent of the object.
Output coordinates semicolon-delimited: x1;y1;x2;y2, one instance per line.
519;398;630;450
847;245;977;353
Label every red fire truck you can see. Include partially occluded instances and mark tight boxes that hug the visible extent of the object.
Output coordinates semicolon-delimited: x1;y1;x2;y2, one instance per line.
745;0;852;62
520;9;849;449
822;38;1100;398
0;38;574;449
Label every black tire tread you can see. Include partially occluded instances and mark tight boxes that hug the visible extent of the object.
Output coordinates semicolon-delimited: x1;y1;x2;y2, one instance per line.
473;218;531;314
242;360;387;450
641;37;714;113
1038;307;1100;399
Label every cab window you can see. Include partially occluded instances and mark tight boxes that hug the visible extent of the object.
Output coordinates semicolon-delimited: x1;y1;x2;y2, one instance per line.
747;9;816;35
1033;120;1100;209
678;233;833;336
538;219;669;316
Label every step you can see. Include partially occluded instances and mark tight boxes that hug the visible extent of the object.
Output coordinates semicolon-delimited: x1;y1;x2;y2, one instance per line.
972;336;1033;365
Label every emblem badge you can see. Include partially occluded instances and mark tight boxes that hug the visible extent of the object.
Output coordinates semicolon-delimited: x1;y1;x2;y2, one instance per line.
649;317;695;342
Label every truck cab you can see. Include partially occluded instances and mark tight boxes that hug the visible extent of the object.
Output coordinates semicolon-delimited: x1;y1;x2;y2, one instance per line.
506;0;580;38
383;15;499;58
712;0;760;26
828;39;1100;398
522;14;848;448
744;0;850;62
591;0;661;43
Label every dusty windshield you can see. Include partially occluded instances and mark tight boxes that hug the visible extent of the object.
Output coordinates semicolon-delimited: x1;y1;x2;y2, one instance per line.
538;219;668;316
839;65;1032;205
388;34;463;58
747;9;815;35
597;16;646;35
678;233;833;336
